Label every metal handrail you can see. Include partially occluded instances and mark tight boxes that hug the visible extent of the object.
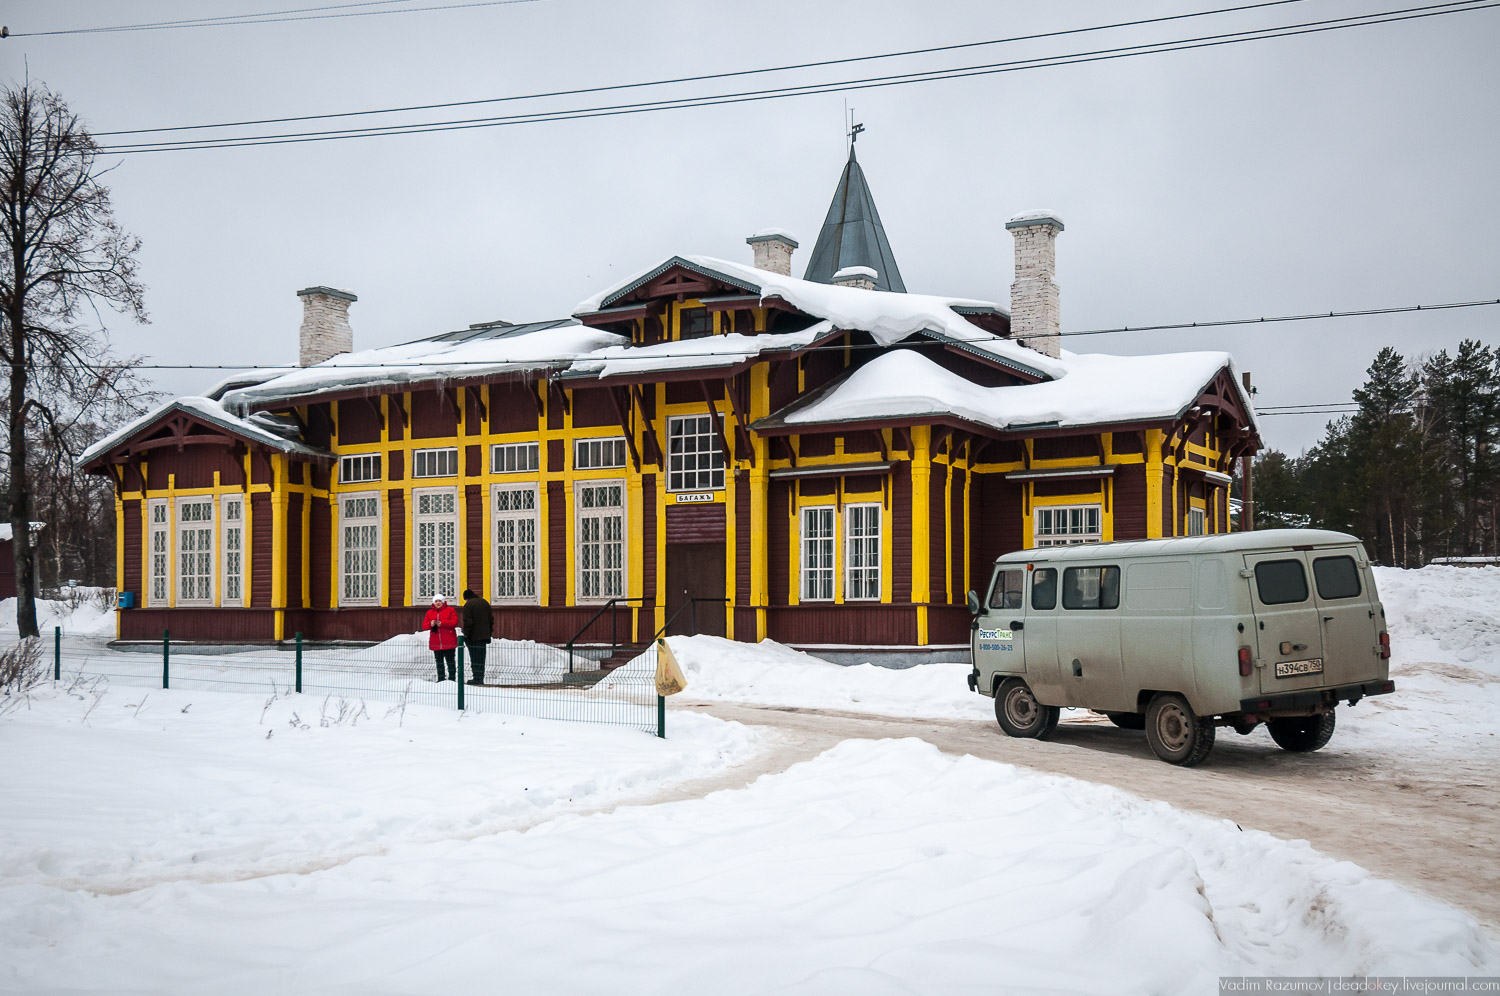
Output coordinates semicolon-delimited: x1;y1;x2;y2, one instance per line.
564;597;642;674
652;597;730;643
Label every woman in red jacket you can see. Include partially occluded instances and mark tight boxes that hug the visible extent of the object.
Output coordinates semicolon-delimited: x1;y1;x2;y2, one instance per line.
421;594;460;681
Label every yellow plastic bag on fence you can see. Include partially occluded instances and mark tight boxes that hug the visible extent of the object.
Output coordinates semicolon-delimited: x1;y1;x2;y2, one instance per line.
654;638;687;697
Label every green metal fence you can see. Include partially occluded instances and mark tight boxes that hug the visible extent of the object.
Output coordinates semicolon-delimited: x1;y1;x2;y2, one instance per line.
47;629;665;737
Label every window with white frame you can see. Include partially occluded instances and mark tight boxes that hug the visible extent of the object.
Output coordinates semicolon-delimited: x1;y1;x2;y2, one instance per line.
148;500;169;606
413;490;458;601
844;503;882;600
493;485;539;602
576;482;624;600
1187;507;1207;536
575;436;627;471
668;414;724;491
800;506;835;601
177;498;215;604
412;447;459;479
221;496;245;606
492;441;539;474
341;493;381;605
1034;505;1102;547
340;453;381;484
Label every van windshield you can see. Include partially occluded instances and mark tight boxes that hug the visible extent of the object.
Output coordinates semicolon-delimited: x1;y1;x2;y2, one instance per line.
989;568;1025;610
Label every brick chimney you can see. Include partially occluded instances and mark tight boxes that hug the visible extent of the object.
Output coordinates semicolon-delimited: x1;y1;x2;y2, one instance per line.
1005;212;1064;359
746;229;799;276
296;286;356;367
832;265;878;291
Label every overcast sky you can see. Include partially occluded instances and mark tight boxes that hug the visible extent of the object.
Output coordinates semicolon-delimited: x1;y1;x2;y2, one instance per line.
4;0;1496;453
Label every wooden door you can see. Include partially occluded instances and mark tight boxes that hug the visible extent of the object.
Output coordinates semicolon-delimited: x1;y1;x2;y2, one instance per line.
665;542;726;637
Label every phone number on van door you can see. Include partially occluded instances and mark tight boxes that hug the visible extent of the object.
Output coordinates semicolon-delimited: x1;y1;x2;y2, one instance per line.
978;628;1015;652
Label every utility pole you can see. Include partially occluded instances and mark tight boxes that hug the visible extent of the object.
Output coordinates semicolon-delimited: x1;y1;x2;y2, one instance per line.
1241;370;1254;531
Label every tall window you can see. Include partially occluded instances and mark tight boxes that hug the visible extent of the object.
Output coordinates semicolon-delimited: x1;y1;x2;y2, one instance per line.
1187;507;1206;536
341;493;381;605
577;482;624;600
1034;505;1102;547
413;490;457;601
148;500;168;606
844;504;882;600
492;441;539;474
340;453;381;484
221;496;244;606
575;437;627;471
177;498;214;604
493;485;539;603
800;506;835;601
668;414;725;491
413;447;459;478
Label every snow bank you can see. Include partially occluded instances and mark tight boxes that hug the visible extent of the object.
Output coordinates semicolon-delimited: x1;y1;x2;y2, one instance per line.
0;593;115;639
631;635;990;720
1376;564;1500;679
1;737;1491;992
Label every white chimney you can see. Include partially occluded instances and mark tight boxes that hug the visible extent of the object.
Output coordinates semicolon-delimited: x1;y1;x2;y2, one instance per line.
832;265;878;291
297;286;356;367
746;229;799;276
1005;212;1064;359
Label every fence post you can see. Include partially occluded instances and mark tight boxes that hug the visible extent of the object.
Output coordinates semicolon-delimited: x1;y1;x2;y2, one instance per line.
53;626;60;681
162;629;170;689
295;632;303;694
456;637;465;711
657;694;665;739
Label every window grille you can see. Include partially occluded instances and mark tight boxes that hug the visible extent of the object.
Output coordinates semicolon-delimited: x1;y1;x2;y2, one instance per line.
577;483;624;600
341;494;381;605
221;496;244;606
844;503;881;600
575;437;627;471
339;453;381;483
412;447;459;479
177;499;214;604
668;414;724;491
1033;505;1102;547
493;486;539;602
800;506;835;601
1187;507;1206;536
148;501;169;606
413;490;457;600
492;441;539;474
680;307;712;340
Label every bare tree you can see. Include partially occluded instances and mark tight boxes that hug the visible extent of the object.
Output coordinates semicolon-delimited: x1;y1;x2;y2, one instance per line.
1;80;147;637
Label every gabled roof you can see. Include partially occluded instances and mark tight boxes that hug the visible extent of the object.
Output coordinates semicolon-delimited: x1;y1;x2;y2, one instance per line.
801;147;907;293
79;397;334;470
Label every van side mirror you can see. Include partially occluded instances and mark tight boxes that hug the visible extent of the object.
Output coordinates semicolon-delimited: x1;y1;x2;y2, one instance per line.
966;590;981;616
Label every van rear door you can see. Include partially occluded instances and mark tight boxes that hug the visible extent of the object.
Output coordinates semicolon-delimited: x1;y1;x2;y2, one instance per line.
1243;552;1326;696
1308;548;1382;686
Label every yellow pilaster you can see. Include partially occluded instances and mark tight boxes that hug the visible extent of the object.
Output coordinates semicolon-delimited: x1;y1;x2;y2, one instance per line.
1145;429;1165;539
910;426;931;645
271;454;288;639
115;493;126;640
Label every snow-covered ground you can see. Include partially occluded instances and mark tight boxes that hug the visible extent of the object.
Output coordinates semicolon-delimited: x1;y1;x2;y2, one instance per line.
0;591;116;639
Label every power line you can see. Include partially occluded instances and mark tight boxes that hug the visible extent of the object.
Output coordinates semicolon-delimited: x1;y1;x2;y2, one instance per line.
90;1;1500;154
5;0;545;38
93;0;1316;137
73;296;1498;371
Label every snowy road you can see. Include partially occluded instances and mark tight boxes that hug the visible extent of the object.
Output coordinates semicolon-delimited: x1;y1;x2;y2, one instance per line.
683;699;1500;932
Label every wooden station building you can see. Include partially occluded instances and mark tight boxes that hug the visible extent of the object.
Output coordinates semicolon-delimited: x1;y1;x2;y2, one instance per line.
82;149;1261;657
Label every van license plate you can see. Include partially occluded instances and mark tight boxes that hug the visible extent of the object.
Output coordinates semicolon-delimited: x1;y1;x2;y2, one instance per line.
1275;658;1324;679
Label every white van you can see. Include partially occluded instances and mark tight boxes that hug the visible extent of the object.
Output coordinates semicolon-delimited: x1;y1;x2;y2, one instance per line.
965;529;1395;765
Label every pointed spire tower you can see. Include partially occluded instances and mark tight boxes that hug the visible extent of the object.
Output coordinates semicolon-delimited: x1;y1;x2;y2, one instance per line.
801;146;907;293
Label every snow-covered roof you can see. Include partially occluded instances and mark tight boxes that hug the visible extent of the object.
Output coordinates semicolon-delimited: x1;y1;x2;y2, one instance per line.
220;319;624;409
562;322;837;382
78;397;334;468
769;348;1255;433
575;255;1065;380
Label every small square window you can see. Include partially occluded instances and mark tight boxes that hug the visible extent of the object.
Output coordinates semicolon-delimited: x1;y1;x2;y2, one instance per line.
680;307;713;340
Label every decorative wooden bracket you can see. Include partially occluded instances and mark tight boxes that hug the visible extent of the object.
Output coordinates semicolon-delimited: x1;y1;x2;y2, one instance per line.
365;395;385;432
631;384;663;466
389;394;409;430
895;427;913;459
699;381;732;467
932;426;953;459
547;379;571;418
874;429;888;461
470;385;488;424
608;386;642;472
720;377;755;467
530;379;546;419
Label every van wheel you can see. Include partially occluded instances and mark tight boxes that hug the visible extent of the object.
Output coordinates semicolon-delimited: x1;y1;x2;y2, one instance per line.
1106;712;1146;730
1267;711;1336;752
995;679;1059;739
1145;693;1216;766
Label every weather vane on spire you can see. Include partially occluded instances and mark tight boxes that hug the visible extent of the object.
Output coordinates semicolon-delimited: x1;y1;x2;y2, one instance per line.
845;102;864;151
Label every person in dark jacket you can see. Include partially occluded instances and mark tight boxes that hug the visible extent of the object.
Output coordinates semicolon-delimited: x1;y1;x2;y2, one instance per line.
460;588;493;685
421;594;460;681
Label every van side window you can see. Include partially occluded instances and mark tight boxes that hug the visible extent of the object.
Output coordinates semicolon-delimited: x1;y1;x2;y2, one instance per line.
1313;556;1362;599
1031;568;1057;610
1062;566;1120;610
1254;559;1309;605
989;568;1025;610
